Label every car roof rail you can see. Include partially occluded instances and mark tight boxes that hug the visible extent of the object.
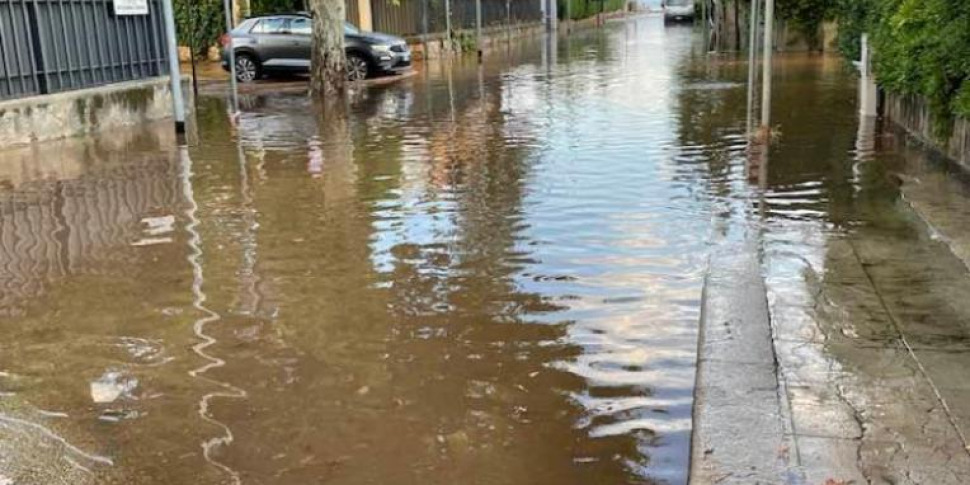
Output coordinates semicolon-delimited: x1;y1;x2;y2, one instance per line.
244;11;311;20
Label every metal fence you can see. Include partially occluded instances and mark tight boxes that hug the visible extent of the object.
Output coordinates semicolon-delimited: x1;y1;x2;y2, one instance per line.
370;0;543;37
0;0;169;101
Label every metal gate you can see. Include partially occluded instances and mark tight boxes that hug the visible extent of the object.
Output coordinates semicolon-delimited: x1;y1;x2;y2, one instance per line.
371;0;543;37
0;0;169;101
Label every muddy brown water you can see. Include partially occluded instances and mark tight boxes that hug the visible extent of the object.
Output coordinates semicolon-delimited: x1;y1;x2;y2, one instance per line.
1;15;965;485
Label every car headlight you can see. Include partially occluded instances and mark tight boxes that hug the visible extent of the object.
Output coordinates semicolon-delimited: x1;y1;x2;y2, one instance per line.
371;44;392;53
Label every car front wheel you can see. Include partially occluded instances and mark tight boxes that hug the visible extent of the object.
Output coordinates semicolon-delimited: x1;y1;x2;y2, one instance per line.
235;54;260;83
346;54;369;82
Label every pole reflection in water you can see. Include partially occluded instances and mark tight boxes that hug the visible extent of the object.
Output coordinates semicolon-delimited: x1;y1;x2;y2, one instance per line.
180;145;245;485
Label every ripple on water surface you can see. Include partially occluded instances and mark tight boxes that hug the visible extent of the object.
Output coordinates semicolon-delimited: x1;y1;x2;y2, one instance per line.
0;17;768;485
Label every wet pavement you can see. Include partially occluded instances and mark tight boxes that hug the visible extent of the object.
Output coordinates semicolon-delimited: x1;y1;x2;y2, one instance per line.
1;15;970;485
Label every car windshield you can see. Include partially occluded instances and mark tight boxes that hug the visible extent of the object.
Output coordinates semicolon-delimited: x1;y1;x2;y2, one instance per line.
344;22;359;35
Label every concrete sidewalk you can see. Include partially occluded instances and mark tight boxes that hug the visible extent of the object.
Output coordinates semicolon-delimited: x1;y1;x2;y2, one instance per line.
692;220;970;483
690;239;796;484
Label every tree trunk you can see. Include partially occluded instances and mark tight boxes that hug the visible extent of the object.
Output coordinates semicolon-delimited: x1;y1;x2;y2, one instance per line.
238;0;251;22
308;0;346;95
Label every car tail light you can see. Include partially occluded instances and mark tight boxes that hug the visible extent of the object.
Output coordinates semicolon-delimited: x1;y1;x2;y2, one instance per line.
219;34;230;48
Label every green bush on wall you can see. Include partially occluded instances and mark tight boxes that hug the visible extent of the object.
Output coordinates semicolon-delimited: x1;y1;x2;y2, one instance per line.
174;0;224;57
835;0;970;138
174;0;304;58
557;0;627;21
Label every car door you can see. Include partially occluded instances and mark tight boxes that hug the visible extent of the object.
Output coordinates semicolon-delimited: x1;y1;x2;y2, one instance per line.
285;17;312;70
251;17;292;69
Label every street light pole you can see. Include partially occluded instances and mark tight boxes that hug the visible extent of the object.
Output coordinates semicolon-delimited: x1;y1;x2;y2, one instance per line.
161;0;186;134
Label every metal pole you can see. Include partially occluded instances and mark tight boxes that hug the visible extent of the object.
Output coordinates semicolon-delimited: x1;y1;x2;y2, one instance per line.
161;0;186;134
859;33;877;117
548;0;557;32
422;0;429;56
760;0;773;129
476;0;483;61
702;0;708;47
746;0;760;137
445;0;452;51
223;0;240;114
506;0;511;40
566;0;571;33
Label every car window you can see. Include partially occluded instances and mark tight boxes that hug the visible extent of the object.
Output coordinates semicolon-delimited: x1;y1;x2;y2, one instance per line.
344;22;359;35
234;18;258;34
252;18;288;34
291;18;311;35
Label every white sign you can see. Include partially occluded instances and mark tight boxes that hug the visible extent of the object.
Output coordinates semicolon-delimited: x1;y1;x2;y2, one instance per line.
113;0;149;16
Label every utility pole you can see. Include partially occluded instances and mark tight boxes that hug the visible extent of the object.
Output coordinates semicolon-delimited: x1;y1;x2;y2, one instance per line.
161;0;186;134
760;0;774;130
223;0;239;114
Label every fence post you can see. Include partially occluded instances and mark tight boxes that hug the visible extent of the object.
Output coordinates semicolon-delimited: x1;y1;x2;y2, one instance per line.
25;2;49;95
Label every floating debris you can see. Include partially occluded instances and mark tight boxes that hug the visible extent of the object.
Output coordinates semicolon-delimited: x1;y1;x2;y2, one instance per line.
90;371;138;404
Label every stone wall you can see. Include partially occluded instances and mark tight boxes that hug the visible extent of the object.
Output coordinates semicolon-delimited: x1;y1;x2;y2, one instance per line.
884;93;970;172
0;77;190;148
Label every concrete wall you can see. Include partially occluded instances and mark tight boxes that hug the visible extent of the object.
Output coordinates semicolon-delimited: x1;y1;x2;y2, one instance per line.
0;77;188;148
884;93;970;172
410;11;626;60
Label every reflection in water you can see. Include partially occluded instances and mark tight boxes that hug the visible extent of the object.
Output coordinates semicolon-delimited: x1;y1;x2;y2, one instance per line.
180;146;245;485
1;15;953;485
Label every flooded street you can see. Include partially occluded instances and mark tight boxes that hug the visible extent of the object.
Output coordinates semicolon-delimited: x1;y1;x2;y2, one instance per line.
2;15;969;485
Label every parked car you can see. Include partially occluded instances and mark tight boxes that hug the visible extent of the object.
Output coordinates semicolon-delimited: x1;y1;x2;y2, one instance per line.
221;14;411;82
662;0;696;23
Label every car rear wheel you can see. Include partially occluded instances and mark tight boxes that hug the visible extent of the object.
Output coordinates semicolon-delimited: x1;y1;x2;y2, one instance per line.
235;54;260;83
346;54;369;82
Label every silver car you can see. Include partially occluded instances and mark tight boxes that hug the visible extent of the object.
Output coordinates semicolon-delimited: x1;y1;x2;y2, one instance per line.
221;14;412;82
663;0;696;23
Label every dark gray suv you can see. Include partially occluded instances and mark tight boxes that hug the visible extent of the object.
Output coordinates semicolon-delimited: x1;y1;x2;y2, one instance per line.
221;14;411;82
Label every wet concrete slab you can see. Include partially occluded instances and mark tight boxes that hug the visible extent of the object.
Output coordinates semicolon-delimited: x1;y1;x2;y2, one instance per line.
691;240;795;484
